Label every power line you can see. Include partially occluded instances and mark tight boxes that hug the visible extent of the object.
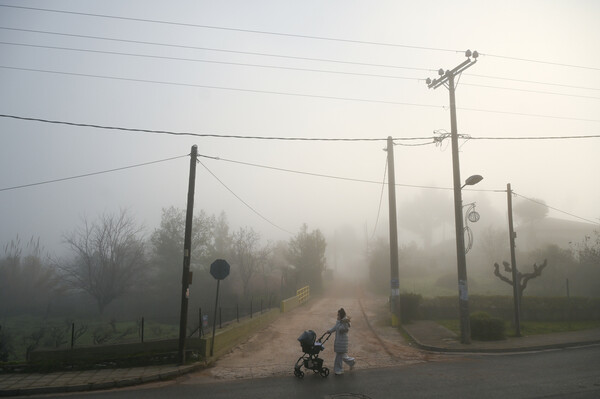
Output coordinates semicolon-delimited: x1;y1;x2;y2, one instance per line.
0;113;423;141
465;72;600;92
0;29;435;73
2;114;600;141
0;4;458;54
2;4;598;71
461;82;600;101
0;41;423;82
4;41;599;101
513;192;600;226
198;153;456;191
0;154;188;192
3;65;600;123
480;53;600;72
370;157;388;242
0;64;445;110
5;27;598;93
197;158;294;235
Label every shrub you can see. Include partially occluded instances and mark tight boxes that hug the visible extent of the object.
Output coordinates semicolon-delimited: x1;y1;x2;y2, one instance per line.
400;293;422;323
470;311;506;341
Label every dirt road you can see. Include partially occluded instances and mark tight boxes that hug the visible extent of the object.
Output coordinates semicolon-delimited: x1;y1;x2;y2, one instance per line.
188;289;442;381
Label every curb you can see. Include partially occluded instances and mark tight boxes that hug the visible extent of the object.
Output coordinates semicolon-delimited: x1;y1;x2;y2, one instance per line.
401;326;600;354
0;363;205;397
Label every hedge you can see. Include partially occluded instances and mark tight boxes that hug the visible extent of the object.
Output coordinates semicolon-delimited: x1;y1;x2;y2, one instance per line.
419;295;600;322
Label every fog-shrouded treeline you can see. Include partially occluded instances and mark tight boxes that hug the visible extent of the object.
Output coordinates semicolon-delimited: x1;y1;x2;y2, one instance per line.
0;207;328;322
1;197;599;324
367;224;600;299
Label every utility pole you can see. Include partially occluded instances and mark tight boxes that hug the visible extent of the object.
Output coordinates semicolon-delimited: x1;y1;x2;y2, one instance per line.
507;183;522;336
386;136;400;326
426;50;478;344
178;144;198;364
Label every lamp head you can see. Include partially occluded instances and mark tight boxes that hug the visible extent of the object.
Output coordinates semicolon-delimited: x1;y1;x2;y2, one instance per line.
464;174;484;187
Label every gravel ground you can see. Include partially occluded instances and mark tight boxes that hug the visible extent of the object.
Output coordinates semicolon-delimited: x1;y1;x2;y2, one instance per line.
187;287;443;382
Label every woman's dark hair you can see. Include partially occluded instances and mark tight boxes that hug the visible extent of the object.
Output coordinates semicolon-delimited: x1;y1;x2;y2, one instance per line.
338;308;346;319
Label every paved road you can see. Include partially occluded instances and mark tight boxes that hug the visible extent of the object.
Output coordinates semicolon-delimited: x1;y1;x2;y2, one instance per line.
35;345;600;398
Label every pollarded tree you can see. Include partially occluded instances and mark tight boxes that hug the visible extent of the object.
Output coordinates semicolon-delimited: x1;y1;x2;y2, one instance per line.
60;209;147;314
287;224;327;294
493;259;548;301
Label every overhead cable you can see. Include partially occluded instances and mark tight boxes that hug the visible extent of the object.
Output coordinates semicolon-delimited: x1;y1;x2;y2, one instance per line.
4;28;598;92
3;66;600;123
197;159;294;235
2;4;598;70
513;192;600;226
0;154;188;192
2;114;600;141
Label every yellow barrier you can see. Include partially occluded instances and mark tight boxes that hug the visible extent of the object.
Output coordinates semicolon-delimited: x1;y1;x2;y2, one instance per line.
280;285;310;313
297;285;310;304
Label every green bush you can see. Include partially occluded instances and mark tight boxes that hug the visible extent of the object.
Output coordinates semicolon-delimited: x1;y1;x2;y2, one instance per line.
470;311;506;341
400;293;422;323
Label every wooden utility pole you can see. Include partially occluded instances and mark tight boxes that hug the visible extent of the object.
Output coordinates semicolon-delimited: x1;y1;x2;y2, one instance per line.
507;183;522;336
426;50;479;344
386;136;400;326
178;145;198;364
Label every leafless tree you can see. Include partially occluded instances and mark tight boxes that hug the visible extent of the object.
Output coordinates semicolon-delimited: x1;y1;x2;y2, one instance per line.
60;209;147;314
493;259;548;301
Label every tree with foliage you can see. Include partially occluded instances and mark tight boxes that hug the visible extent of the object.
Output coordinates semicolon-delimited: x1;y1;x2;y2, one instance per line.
231;227;267;297
513;197;549;225
60;209;147;314
287;224;327;294
571;230;600;296
398;190;453;248
147;207;217;314
0;236;60;316
367;237;390;294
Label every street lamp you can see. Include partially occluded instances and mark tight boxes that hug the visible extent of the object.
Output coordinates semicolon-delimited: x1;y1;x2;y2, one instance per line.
462;174;483;189
426;51;479;344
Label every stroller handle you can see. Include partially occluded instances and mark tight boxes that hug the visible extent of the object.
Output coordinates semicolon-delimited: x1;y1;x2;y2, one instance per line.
317;331;332;343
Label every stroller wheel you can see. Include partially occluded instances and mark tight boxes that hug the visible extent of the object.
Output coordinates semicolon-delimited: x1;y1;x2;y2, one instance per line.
294;368;304;379
320;367;329;378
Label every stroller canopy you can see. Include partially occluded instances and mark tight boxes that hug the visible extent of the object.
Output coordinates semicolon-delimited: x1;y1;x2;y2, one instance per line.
297;330;316;348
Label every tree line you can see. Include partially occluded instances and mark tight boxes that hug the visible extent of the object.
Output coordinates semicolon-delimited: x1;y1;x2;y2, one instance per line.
0;207;328;320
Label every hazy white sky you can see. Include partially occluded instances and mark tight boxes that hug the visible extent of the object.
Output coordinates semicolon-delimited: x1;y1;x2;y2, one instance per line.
1;0;599;254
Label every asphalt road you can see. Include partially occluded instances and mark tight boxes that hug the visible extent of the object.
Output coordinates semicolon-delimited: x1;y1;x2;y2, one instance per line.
36;345;600;399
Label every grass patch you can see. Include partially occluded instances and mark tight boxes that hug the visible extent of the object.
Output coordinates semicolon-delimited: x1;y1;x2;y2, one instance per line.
435;319;600;337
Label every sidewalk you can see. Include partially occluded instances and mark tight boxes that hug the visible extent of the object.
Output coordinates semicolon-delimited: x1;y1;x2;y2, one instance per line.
403;320;600;353
2;323;600;397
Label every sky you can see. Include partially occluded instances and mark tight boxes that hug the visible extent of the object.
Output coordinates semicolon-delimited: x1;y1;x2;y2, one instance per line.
1;0;599;257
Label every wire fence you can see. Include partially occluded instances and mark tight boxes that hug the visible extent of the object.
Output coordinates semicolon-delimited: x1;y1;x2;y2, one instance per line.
0;297;281;363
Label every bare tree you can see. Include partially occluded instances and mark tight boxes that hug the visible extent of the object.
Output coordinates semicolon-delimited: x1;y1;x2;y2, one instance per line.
60;210;146;314
231;227;262;298
493;259;548;301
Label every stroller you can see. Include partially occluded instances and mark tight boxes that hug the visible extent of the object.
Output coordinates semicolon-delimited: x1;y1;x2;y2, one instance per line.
294;330;332;378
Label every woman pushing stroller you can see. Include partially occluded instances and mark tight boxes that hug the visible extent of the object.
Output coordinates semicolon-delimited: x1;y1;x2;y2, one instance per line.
327;307;355;375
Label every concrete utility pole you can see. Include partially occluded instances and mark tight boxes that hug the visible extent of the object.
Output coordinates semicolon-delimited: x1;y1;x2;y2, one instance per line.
426;50;479;344
386;136;401;326
178;144;198;364
506;183;522;336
